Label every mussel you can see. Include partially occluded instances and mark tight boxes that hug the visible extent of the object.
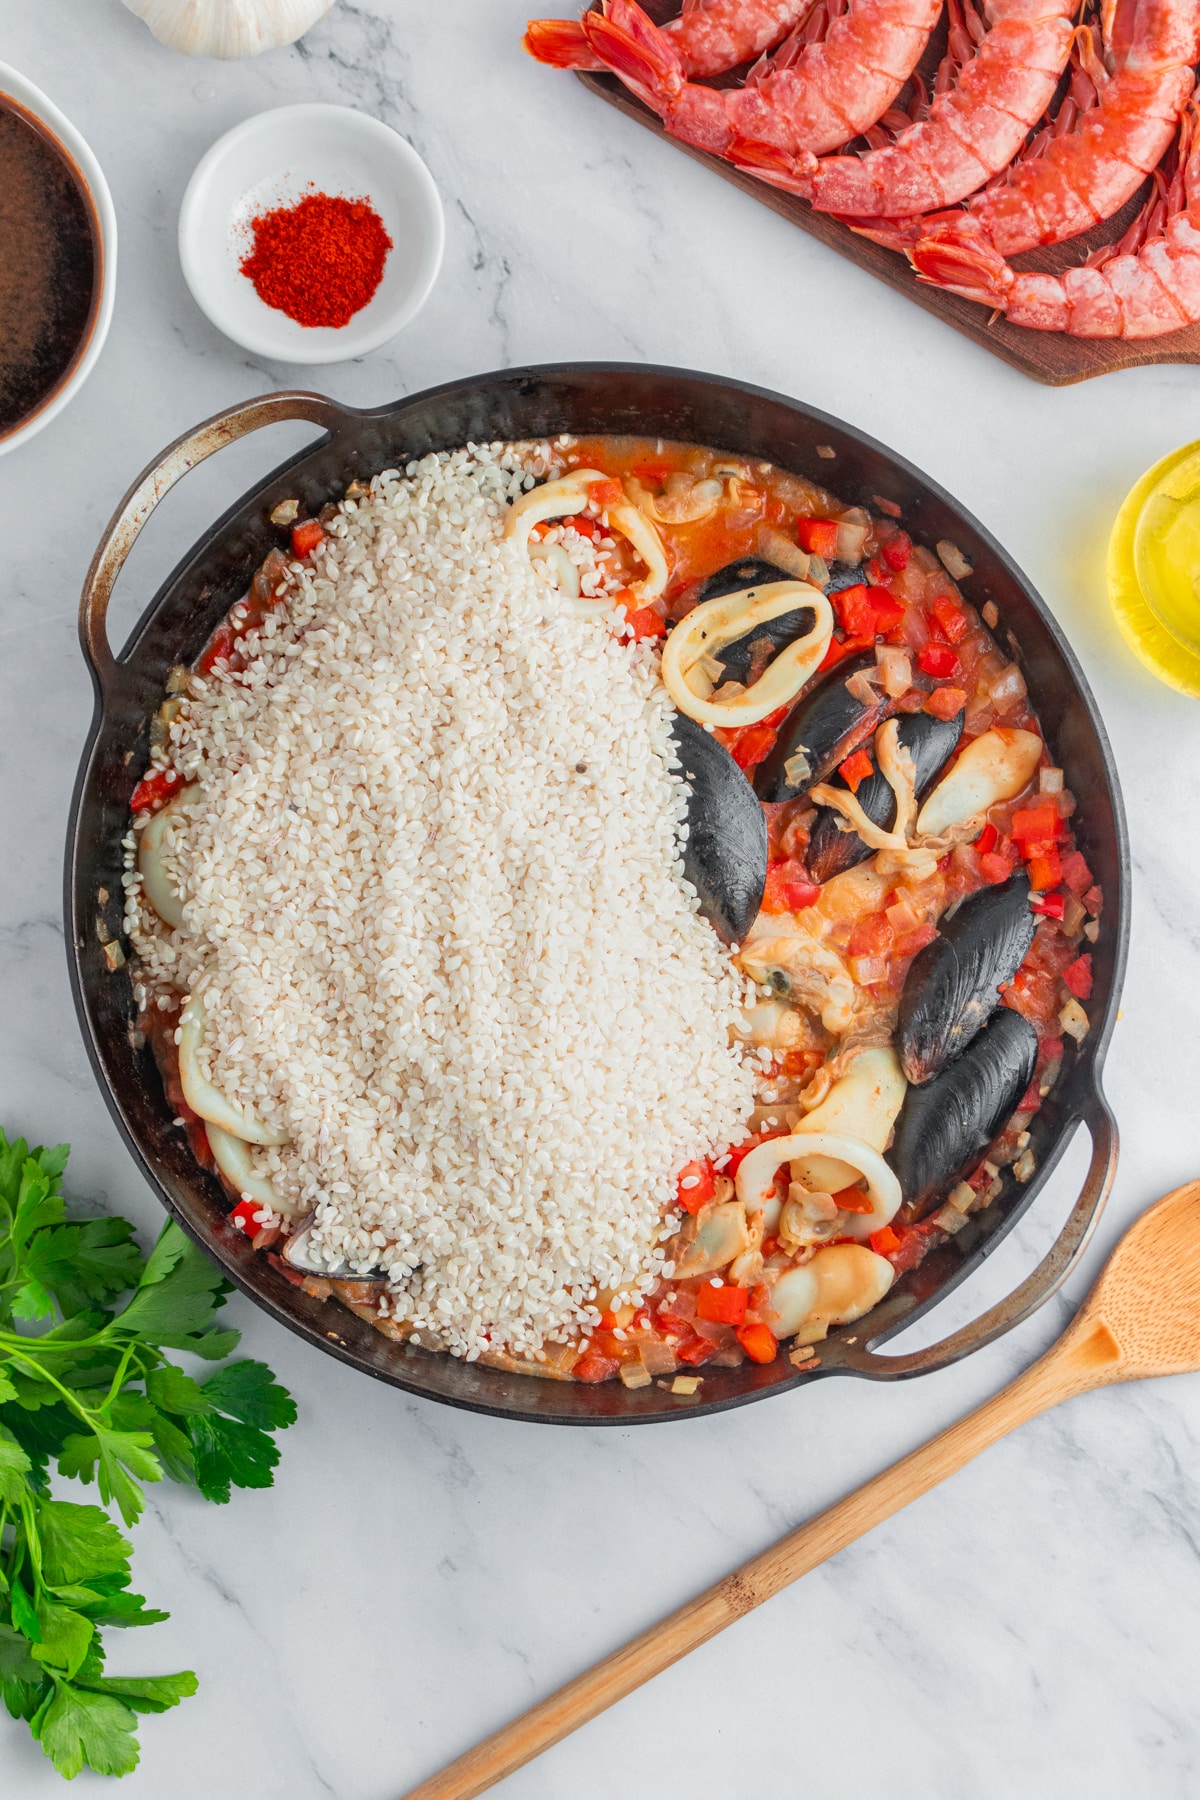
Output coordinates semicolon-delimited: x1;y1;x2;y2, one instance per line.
754;653;893;804
806;708;964;883
896;873;1035;1084
670;712;767;945
888;1007;1038;1220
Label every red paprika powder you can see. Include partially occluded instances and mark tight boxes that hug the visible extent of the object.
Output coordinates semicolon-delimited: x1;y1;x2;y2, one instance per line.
240;191;393;329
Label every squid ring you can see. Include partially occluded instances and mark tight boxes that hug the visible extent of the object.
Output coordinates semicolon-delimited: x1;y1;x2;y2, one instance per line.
661;582;833;728
178;995;289;1147
734;1129;902;1241
207;1123;287;1213
504;470;669;616
137;785;200;930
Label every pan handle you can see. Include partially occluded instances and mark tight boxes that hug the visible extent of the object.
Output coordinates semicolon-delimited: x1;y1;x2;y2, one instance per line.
78;391;350;695
817;1085;1118;1380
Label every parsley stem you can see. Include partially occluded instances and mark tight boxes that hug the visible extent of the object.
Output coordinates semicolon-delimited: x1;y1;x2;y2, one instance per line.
5;1349;102;1434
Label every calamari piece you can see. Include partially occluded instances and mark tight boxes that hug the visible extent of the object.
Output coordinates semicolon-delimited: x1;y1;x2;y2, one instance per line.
662;580;833;728
137;784;200;930
207;1123;287;1213
915;726;1042;836
178;995;288;1147
735;1128;903;1239
770;1242;895;1339
504;467;668;614
790;1046;907;1193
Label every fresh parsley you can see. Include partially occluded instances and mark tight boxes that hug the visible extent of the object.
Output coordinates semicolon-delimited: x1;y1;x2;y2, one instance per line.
0;1127;296;1778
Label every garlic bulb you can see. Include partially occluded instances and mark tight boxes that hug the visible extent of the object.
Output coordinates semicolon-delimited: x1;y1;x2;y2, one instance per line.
121;0;334;58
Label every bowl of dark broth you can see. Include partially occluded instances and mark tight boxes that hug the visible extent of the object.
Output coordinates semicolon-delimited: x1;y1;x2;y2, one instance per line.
0;64;116;455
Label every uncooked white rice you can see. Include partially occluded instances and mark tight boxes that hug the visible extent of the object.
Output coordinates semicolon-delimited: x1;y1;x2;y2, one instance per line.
129;446;757;1360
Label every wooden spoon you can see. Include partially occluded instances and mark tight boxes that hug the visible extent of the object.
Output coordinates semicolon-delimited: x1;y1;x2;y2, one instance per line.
400;1181;1200;1800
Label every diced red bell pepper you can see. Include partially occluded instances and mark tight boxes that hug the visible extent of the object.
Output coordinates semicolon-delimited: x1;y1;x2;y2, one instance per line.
676;1160;716;1215
796;517;839;559
1031;891;1065;919
198;622;237;676
881;531;911;571
819;631;875;672
291;519;325;559
574;1351;620;1383
1027;844;1062;891
917;642;962;679
838;747;874;793
1062;954;1093;999
979;852;1015;885
761;862;822;913
975;822;999;856
923;685;967;721
1011;802;1064;845
931;595;968;643
1059;849;1092;895
737;1321;778;1364
587;477;624;508
229;1199;262;1235
847;912;894;959
729;723;777;770
624;605;667;640
833;1184;874;1216
129;765;184;814
869;1225;901;1256
676;1334;717;1367
833;583;874;637
893;921;939;959
632;461;672;485
563;513;601;541
866;587;905;633
696;1282;749;1326
1084;884;1103;915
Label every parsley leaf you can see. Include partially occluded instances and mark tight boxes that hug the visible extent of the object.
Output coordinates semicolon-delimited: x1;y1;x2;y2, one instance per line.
0;1127;297;1778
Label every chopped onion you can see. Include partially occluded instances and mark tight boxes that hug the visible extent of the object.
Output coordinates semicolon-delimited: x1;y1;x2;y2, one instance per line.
845;669;880;708
1059;998;1089;1043
783;748;812;787
875;644;911;698
848;954;888;985
937;539;973;580
807;553;830;588
1012;1148;1036;1183
932;1202;970;1234
982;600;999;628
1038;766;1064;794
988;662;1027;704
836;512;869;565
618;1362;652;1389
756;524;811;581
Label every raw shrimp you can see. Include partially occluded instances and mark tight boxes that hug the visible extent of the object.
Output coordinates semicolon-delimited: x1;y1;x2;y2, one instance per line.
859;0;1196;254
576;0;944;159
910;95;1200;336
524;0;818;80
731;0;1078;216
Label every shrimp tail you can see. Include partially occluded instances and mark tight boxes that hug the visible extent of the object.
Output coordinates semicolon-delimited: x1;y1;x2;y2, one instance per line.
727;134;817;195
523;19;606;70
582;0;686;103
909;221;1014;307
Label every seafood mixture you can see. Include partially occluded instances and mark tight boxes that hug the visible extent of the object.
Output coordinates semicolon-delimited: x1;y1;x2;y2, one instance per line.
124;436;1101;1387
526;0;1200;342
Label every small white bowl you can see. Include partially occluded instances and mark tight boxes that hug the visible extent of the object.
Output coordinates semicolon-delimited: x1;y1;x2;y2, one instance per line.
0;61;117;457
179;104;444;364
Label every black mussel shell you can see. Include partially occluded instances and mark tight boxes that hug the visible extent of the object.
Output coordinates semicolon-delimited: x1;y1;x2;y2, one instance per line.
806;707;965;884
670;712;767;945
697;557;796;601
889;1007;1039;1221
694;559;816;688
897;872;1035;1084
754;652;891;804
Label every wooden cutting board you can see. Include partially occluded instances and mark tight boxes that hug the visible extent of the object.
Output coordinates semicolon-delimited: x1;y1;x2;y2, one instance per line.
571;5;1200;385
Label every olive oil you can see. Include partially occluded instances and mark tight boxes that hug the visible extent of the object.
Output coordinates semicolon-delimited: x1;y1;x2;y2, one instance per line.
1108;440;1200;696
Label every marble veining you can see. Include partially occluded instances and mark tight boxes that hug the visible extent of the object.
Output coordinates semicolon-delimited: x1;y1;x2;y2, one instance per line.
1;2;1199;1794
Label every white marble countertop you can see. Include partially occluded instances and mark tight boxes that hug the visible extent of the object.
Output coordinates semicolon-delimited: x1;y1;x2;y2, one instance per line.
3;2;1200;1794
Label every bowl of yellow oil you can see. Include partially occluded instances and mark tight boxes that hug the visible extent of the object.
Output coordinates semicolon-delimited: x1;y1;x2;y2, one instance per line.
1109;439;1200;695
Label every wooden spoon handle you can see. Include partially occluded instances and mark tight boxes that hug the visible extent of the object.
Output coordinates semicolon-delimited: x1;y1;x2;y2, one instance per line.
400;1347;1088;1800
